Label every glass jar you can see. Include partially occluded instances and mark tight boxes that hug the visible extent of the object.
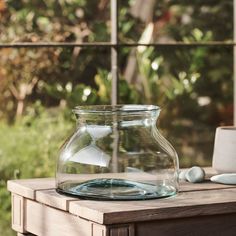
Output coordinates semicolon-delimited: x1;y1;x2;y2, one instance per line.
56;105;179;200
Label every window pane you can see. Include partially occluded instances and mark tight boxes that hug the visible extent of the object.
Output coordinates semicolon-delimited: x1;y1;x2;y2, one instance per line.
118;0;233;43
0;0;110;43
0;47;111;234
118;46;233;167
0;47;111;120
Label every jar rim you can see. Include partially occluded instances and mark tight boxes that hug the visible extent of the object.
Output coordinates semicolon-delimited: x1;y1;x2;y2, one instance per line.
73;105;160;114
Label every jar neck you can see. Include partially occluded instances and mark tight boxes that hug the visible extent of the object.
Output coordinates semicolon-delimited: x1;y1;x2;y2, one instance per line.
73;105;160;127
76;113;159;128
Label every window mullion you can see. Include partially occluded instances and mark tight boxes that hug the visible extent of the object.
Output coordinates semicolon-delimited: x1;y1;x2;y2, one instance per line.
111;0;119;105
234;0;236;124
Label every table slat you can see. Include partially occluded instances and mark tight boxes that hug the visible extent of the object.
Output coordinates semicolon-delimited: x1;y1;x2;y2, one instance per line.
69;188;236;224
36;189;78;211
7;167;236;225
179;180;236;192
7;178;55;199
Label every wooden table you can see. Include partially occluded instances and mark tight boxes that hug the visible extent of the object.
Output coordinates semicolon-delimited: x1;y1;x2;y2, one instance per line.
7;168;236;236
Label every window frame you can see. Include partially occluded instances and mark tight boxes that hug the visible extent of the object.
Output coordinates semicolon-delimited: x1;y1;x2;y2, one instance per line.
0;0;235;122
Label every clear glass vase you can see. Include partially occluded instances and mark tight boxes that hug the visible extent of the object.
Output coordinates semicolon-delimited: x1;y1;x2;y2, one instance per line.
56;105;179;200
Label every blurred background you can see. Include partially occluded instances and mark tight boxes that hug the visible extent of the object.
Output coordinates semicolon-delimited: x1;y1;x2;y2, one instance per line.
0;0;234;235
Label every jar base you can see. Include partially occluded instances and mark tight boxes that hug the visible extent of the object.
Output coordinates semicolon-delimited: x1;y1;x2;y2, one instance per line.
57;178;177;200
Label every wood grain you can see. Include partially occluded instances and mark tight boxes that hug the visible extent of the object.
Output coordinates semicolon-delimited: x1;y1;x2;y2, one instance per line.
69;188;236;224
12;194;26;233
8;178;55;199
25;199;92;236
36;189;77;211
135;213;236;236
8;168;236;236
7;168;235;200
92;223;107;236
8;168;236;226
109;227;129;236
108;224;134;236
179;180;236;192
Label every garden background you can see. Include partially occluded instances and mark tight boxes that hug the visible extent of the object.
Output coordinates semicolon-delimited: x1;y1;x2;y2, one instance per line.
0;0;233;235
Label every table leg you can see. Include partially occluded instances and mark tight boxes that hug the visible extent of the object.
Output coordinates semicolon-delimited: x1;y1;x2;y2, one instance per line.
12;194;28;234
108;224;135;236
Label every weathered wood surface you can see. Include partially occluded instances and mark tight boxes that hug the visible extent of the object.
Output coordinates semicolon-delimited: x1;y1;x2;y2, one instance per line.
36;189;77;211
135;213;236;236
6;167;232;201
24;199;107;236
69;188;236;224
8;178;236;200
8;168;236;225
108;225;134;236
12;194;26;233
8;178;55;199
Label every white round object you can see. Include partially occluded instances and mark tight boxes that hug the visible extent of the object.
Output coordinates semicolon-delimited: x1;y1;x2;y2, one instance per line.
185;166;205;183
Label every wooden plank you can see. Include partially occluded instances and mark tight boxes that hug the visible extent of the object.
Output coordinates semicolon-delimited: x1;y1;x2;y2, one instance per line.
69;188;236;224
9;167;236;236
202;167;217;177
12;194;26;233
135;213;236;236
92;223;107;236
25;199;92;236
36;189;78;211
109;227;129;236
7;168;235;201
8;178;55;199
70;201;105;224
108;224;135;236
179;180;236;192
8;167;236;223
34;179;236;213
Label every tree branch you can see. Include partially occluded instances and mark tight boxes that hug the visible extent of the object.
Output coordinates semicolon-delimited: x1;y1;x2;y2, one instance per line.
9;84;20;100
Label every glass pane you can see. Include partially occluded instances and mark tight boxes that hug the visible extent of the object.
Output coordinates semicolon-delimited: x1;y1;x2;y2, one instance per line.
118;46;233;167
0;47;111;120
0;0;110;43
0;46;110;234
118;0;233;43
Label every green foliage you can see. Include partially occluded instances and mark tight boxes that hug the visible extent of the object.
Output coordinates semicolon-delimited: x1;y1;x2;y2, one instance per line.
0;180;12;236
0;107;74;236
1;0;109;42
94;69;141;104
0;107;73;180
0;0;110;120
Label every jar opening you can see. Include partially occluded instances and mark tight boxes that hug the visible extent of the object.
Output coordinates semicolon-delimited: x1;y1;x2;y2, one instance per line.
73;105;160;115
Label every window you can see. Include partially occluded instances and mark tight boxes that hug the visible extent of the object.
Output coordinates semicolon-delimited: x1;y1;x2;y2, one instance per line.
0;0;234;166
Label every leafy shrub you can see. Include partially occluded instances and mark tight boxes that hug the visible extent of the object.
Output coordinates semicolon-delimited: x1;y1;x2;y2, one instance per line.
0;107;74;236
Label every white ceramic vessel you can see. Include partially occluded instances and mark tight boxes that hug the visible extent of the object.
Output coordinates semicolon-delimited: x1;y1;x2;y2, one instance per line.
212;126;236;173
